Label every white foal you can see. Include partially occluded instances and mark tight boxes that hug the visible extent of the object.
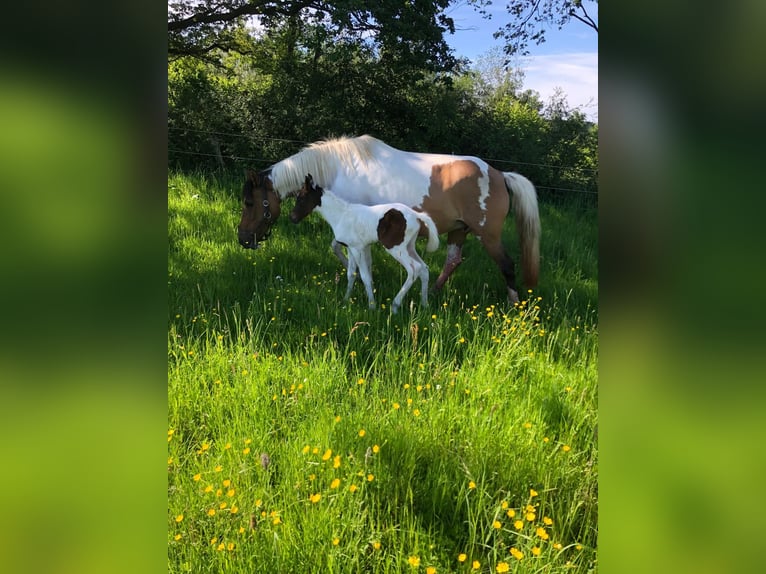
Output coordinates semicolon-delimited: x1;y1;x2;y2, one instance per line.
289;174;439;313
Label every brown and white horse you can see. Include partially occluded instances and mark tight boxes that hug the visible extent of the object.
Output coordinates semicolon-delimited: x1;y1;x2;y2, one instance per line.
237;135;540;302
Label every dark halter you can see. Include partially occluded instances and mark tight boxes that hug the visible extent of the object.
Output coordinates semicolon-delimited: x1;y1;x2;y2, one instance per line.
259;169;274;241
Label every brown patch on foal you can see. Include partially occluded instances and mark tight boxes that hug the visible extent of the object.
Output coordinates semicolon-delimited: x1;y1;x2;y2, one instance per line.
377;208;406;248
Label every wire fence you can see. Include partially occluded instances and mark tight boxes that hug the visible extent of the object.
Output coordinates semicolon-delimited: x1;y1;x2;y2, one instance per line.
168;126;598;210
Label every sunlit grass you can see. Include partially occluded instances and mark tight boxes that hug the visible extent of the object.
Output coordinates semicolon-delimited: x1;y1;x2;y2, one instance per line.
168;171;597;573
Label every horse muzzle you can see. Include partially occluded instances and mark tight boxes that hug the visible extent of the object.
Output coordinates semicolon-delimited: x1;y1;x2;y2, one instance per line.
238;232;259;250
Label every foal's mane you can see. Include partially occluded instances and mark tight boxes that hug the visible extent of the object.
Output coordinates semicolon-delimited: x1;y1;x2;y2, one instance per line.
271;135;383;198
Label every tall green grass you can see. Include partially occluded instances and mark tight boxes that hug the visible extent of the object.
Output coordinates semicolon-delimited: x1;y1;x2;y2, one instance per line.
168;171;597;573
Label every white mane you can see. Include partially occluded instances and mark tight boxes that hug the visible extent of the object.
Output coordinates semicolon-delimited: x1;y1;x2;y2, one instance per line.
271;135;385;198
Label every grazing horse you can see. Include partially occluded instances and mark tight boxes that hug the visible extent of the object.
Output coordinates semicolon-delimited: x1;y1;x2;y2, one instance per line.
290;174;439;313
238;135;540;302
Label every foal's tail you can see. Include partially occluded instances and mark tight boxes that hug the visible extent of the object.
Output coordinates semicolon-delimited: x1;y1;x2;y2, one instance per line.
416;213;440;253
503;172;541;287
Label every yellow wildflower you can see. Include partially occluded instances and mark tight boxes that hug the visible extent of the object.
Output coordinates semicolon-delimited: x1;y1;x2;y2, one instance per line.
536;527;549;540
330;478;341;489
510;547;524;560
310;493;321;503
333;455;342;469
322;449;332;461
408;555;421;567
468;481;476;490
175;514;183;523
367;474;375;482
349;484;358;493
472;561;481;570
531;546;541;556
426;568;436;574
506;509;515;518
526;512;536;521
493;520;502;529
514;520;524;530
372;444;380;453
222;479;231;488
458;553;467;562
358;429;366;437
530;488;538;497
562;445;571;452
207;509;215;517
174;533;181;541
543;516;553;525
193;473;201;482
372;541;381;550
332;537;340;546
496;562;510;573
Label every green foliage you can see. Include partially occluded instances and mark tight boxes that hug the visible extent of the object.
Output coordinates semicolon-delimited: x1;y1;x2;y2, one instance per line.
168;170;597;573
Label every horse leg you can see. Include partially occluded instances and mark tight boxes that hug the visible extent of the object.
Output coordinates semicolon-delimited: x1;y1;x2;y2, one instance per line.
331;239;349;268
388;244;418;314
356;245;376;308
480;236;520;304
433;228;467;290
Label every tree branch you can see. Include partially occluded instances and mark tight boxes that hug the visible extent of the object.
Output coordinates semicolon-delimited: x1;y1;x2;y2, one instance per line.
571;3;598;33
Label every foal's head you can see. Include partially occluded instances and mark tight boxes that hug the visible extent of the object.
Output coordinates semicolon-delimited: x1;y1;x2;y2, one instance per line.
289;174;324;224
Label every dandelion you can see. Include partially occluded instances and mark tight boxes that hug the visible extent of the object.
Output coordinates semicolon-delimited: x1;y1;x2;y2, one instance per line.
174;534;182;541
214;465;222;472
543;437;549;443
204;485;213;493
193;473;201;482
413;409;421;417
332;537;340;546
501;501;508;510
223;479;231;488
207;509;216;517
408;555;421;568
367;474;375;482
532;546;541;556
496;562;510;573
530;488;538;497
372;444;380;453
175;514;184;523
333;455;342;469
244;438;252;445
493;520;502;529
335;415;341;422
255;499;262;508
199;442;210;452
562;445;571;452
510;547;524;560
535;527;550;540
393;402;400;410
227;542;235;551
226;489;235;497
458;553;467;563
553;543;563;550
468;480;476;490
514;520;524;530
358;429;366;437
458;337;466;344
272;516;281;525
230;506;238;514
526;511;536;521
322;449;332;461
543;516;553;525
426;567;436;574
357;378;365;385
576;544;583;551
243;447;251;455
210;537;218;545
349;484;358;493
167;456;173;465
372;541;381;550
472;561;481;570
523;422;532;429
310;493;321;503
217;542;225;551
302;445;310;454
330;478;341;489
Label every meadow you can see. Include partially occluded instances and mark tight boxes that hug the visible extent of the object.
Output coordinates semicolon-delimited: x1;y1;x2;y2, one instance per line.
168;170;598;573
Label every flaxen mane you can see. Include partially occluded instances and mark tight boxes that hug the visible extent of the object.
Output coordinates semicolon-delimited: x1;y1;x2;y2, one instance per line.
271;135;383;196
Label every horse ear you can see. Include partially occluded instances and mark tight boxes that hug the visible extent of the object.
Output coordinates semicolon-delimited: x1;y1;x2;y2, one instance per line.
305;173;314;188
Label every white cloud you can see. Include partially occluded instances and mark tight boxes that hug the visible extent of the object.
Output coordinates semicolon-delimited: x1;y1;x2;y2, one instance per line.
520;52;598;121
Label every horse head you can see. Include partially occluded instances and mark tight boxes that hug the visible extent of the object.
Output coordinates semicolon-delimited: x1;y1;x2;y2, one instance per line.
289;173;323;224
237;168;280;249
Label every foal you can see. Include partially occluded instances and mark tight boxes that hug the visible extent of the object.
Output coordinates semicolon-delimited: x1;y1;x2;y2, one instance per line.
289;174;439;313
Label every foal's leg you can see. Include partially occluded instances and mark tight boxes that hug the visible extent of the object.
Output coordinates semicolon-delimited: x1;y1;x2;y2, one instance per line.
387;244;419;314
406;239;430;306
344;249;359;301
354;245;376;308
433;228;467;290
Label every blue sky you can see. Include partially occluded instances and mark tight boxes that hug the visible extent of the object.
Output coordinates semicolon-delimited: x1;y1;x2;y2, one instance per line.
444;1;598;120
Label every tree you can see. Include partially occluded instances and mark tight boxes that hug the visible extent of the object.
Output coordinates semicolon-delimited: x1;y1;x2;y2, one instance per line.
168;0;457;74
467;0;597;57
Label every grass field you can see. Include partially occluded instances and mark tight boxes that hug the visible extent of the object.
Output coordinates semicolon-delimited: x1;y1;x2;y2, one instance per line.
168;170;598;573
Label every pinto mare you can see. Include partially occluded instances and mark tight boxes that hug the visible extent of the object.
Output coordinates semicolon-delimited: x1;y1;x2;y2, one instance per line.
237;135;540;302
290;174;439;313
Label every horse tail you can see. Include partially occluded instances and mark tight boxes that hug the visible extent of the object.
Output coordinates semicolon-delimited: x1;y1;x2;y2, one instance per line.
503;172;541;287
417;213;440;253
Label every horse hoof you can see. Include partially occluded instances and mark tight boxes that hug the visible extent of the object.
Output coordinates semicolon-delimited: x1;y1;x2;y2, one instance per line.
507;288;520;304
